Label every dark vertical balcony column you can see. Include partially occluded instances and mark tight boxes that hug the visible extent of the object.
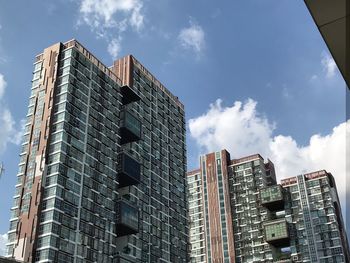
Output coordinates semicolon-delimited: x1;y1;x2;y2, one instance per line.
115;199;139;236
117;152;141;187
119;109;141;145
120;85;140;105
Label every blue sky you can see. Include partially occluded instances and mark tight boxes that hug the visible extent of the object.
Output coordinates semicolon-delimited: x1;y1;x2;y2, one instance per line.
0;0;348;252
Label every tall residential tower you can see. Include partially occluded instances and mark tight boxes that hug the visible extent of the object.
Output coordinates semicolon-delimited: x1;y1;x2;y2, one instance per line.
187;150;276;262
6;40;188;263
188;150;350;263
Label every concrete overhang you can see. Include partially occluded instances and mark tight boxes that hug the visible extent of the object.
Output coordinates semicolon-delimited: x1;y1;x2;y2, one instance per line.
304;0;349;88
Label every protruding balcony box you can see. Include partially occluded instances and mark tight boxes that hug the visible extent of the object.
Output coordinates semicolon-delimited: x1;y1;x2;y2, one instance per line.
121;85;141;105
115;199;139;236
120;110;141;144
260;185;284;211
118;153;141;187
264;219;290;247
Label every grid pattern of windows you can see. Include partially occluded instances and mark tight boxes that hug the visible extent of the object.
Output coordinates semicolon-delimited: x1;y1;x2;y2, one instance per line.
264;220;288;241
122;63;188;262
5;58;45;256
228;158;273;263
284;174;348;263
215;154;230;262
187;172;206;263
33;47;122;263
260;185;283;204
188;150;349;263
6;41;188;263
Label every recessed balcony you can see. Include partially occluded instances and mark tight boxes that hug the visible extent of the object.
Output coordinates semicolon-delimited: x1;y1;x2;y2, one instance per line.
260;185;285;211
121;85;141;105
119;110;141;145
115;199;139;236
118;153;141;188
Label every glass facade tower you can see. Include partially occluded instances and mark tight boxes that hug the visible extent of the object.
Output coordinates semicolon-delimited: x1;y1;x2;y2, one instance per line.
6;40;188;263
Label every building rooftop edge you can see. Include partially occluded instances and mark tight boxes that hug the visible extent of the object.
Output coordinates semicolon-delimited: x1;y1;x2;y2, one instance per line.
35;39;123;86
230;153;264;165
187;169;201;176
281;169;331;186
35;39;184;109
115;54;184;109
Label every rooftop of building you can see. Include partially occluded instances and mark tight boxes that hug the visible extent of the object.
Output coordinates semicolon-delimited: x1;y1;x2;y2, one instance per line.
187;152;265;175
35;39;184;109
187;151;334;187
230;153;263;165
186;169;201;176
280;169;334;186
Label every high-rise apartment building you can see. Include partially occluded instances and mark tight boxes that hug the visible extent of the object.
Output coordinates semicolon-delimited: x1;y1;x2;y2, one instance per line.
187;169;205;263
228;154;277;263
188;151;276;262
187;151;236;263
188;150;350;263
6;40;188;263
278;170;349;262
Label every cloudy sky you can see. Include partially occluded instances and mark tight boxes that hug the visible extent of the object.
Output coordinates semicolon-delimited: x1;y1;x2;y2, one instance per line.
0;0;348;255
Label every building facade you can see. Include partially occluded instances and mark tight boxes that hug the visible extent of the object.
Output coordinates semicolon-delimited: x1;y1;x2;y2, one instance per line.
6;40;188;263
187;150;350;263
228;154;277;262
279;170;350;262
112;55;188;262
187;169;205;263
187;151;275;263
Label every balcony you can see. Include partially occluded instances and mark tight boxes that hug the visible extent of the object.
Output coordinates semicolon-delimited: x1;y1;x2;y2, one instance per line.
115;199;139;236
118;153;141;188
121;85;141;105
120;110;141;145
264;219;290;247
260;185;284;211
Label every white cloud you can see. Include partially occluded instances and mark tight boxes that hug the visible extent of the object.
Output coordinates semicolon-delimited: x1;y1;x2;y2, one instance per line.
321;52;337;78
0;73;24;154
189;99;274;158
107;37;122;59
178;20;205;55
79;0;144;31
78;0;144;57
189;99;348;214
129;1;143;31
0;233;7;256
0;104;23;154
310;74;318;82
0;74;6;99
282;86;292;99
11;118;26;145
211;8;221;19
